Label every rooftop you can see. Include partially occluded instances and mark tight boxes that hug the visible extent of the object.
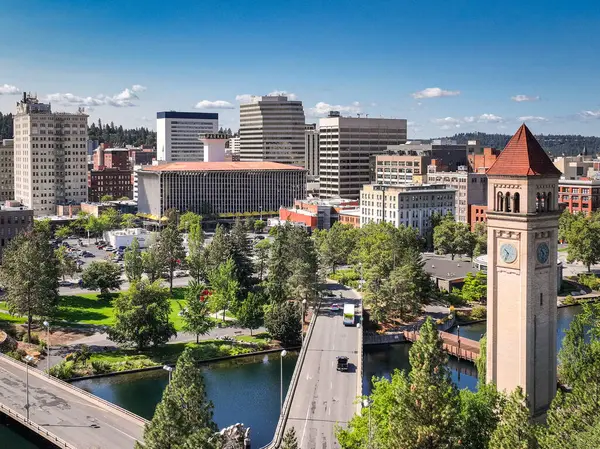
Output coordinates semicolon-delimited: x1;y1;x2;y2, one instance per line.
141;161;305;172
423;255;477;281
157;111;219;120
486;124;562;177
338;208;361;217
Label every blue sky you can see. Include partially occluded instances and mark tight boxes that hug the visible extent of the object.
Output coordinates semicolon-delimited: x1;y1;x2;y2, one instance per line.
1;0;599;138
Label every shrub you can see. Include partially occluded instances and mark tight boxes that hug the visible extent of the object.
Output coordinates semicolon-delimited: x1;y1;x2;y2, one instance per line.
577;273;600;291
90;360;112;374
256;341;270;351
6;349;26;362
22;333;40;344
49;361;75;380
563;295;577;305
470;305;487;320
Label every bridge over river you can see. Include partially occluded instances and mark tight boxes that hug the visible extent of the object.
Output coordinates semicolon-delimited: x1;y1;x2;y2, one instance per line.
0;353;146;448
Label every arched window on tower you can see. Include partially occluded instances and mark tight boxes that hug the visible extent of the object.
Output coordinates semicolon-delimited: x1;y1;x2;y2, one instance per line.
497;192;504;212
505;192;511;212
513;192;520;213
547;192;552;211
541;192;546;212
536;192;541;212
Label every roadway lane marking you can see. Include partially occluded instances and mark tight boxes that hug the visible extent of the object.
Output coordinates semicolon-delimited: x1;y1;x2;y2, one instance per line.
299;396;312;448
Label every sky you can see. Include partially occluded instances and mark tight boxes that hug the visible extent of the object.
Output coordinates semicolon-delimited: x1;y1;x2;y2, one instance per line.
1;0;599;138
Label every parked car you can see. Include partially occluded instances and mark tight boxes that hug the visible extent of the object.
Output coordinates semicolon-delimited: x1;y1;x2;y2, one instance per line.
83;251;94;257
97;244;107;250
58;280;73;287
174;270;189;278
105;246;115;252
331;303;341;312
336;356;349;372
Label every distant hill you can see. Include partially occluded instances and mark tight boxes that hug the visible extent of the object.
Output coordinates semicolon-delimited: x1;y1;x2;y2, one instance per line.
446;132;600;157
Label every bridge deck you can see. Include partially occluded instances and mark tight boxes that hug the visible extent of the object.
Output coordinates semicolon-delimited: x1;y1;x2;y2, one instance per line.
0;354;145;449
283;289;361;449
403;329;480;362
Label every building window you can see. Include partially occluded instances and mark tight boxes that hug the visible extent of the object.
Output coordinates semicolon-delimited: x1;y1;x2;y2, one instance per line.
497;192;504;212
513;192;520;213
505;192;511;212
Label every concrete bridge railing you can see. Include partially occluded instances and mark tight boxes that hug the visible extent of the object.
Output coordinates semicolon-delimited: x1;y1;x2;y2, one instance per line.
0;353;149;427
260;303;320;449
0;402;77;449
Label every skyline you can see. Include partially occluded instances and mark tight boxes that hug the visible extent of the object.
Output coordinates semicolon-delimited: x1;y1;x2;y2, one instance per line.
0;0;599;137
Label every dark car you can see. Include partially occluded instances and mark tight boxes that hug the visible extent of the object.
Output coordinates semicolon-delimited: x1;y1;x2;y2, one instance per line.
336;356;349;372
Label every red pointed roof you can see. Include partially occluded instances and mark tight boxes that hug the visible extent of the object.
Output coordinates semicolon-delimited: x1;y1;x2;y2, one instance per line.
486;124;562;176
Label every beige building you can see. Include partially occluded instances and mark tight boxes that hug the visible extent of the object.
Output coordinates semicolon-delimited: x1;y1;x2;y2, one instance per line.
373;154;430;185
486;124;561;416
359;183;455;235
0;139;14;202
319;112;407;199
13;93;88;216
305;123;319;177
239;95;306;167
427;166;487;224
552;153;594;179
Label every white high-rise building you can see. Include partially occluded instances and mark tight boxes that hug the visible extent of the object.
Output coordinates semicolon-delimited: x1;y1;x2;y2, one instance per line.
305;123;319;176
319;112;407;199
228;137;240;155
239;96;306;166
13;93;88;216
156;111;218;162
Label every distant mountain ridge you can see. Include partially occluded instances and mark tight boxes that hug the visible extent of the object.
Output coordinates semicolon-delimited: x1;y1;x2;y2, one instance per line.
445;132;600;157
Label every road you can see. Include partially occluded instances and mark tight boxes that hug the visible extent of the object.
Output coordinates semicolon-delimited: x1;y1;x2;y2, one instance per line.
0;356;144;448
283;285;361;449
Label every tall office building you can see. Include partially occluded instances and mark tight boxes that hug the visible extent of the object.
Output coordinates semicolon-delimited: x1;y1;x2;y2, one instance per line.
0;139;14;202
239;96;306;166
13;93;88;216
319;112;407;199
156;111;218;162
305;123;319;176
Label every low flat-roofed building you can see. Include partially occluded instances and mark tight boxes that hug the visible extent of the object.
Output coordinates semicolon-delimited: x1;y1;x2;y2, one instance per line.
137;161;306;219
104;228;154;249
338;208;360;228
0;201;33;259
423;254;478;292
558;178;600;215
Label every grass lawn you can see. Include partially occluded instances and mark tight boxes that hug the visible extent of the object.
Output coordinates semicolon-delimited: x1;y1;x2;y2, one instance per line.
558;247;569;253
235;332;271;344
0;311;26;324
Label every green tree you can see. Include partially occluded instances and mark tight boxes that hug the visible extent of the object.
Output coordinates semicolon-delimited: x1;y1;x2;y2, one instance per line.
204;225;233;274
56;245;77;281
54;225;72;240
100;194;114;202
0;232;60;341
288;227;320;305
460;271;487;303
254;239;271;280
33;218;52;240
458;383;503;449
266;224;292;303
137;348;216;449
315;222;357;273
473;221;487;256
124;237;144;283
236;292;264;336
281;428;299;449
264;301;301;346
433;214;474;260
244;216;255;232
84;215;104;243
208;258;240;321
121;213;137;229
187;223;207;283
558;209;577;243
81;261;122;296
182;280;215;343
99;207;121;231
476;335;487;381
230;218;254;291
73;211;91;236
488;386;535;449
178;211;202;233
109;280;176;349
566;214;600;271
388;317;460;448
253;219;266;233
143;236;166;283
160;224;186;293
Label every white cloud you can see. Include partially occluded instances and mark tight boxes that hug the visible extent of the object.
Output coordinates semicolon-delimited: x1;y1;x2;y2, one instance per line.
518;116;548;122
477;113;503;123
0;84;20;95
580;110;600;119
235;94;255;103
308;101;362;117
407;121;417;127
432;117;462;125
194;100;235;110
511;94;540;102
440;124;460;130
411;87;460;99
45;85;145;108
267;90;297;100
463;116;475;123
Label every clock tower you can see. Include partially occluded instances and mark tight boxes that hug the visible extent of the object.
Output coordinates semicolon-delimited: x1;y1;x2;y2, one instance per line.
485;124;561;416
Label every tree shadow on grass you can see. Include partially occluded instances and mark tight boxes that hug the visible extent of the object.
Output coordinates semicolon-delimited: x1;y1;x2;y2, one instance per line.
56;294;118;323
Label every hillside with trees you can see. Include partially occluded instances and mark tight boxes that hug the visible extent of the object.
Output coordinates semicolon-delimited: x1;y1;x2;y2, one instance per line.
0;112;13;140
446;132;600;157
88;120;156;147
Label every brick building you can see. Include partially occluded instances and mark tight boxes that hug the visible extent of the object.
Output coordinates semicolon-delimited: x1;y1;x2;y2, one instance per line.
558;178;600;215
89;146;133;201
278;198;359;230
469;204;488;230
338;208;360;228
468;147;501;173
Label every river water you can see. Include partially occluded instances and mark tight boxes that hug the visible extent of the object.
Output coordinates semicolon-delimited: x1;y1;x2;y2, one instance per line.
1;306;583;448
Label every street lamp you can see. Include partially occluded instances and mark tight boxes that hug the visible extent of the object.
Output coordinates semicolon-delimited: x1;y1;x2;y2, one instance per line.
363;398;373;448
163;365;174;383
24;355;34;422
301;299;307;346
43;321;50;376
457;325;461;360
280;350;287;415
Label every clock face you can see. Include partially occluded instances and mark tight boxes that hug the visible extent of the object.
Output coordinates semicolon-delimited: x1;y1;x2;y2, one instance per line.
537;242;550;264
500;243;518;264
